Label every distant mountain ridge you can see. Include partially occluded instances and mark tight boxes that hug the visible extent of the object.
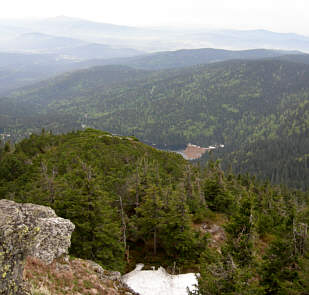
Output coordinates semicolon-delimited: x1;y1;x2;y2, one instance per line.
0;32;87;53
87;48;302;70
2;16;309;52
0;31;143;57
60;43;144;60
0;47;304;95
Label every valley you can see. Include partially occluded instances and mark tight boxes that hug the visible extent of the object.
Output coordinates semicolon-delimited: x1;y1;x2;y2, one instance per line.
1;13;309;295
1;56;309;189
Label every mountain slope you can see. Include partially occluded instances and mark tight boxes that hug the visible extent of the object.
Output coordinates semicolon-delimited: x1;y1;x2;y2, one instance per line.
0;65;155;140
2;58;309;188
1;129;309;293
218;99;309;189
6;58;307;147
4;65;152;107
0;56;309;188
0;129;192;271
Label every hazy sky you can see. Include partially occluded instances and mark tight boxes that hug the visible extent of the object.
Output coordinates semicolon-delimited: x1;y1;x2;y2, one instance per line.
2;0;309;35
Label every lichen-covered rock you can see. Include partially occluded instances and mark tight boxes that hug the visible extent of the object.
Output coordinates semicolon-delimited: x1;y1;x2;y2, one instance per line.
0;199;75;295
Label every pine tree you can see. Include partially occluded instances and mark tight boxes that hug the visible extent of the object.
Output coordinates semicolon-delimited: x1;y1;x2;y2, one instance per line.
160;184;207;262
54;163;125;271
224;196;254;267
134;183;164;255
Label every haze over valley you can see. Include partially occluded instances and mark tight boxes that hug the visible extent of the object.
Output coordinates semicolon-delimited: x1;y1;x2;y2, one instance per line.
1;3;309;294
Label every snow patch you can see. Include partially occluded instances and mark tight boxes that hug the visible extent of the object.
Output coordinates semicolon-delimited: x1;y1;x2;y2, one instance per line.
122;264;198;295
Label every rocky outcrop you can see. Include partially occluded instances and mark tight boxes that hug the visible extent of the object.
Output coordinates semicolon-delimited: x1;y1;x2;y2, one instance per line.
0;199;74;295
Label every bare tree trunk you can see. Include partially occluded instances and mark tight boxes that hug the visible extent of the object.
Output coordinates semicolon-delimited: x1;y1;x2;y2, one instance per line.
196;174;206;206
135;164;140;207
41;161;56;204
119;194;127;251
154;226;157;256
152;188;158;256
179;182;186;232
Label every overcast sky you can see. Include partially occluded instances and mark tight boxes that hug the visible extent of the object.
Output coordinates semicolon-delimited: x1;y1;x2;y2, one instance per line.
2;0;309;35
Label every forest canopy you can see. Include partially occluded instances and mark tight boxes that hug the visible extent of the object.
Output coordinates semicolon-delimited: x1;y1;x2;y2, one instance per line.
1;129;309;294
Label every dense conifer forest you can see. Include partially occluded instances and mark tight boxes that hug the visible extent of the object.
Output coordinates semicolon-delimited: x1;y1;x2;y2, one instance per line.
1;11;309;295
1;129;309;294
1;57;309;189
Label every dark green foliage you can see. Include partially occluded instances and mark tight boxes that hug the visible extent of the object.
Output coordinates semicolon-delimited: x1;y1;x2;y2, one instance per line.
259;238;299;294
224;198;254;267
0;129;205;271
0;130;309;292
187;161;309;295
1;58;309;189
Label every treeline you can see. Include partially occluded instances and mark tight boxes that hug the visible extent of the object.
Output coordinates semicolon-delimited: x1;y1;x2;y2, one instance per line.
0;129;309;294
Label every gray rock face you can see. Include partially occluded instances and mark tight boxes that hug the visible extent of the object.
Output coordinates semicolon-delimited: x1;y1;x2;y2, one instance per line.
0;199;75;295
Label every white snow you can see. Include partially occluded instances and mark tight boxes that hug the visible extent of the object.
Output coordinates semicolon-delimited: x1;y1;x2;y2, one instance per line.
122;264;198;295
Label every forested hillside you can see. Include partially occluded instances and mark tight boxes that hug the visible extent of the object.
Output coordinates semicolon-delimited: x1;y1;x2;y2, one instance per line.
216;99;309;190
1;58;308;189
0;65;154;139
1;129;309;294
